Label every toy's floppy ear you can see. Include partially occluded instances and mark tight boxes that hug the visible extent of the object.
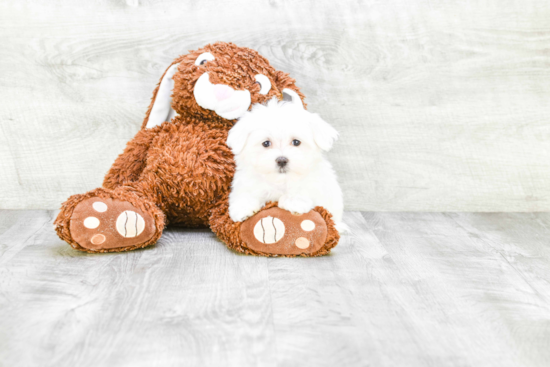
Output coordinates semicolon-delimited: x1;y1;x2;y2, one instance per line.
310;114;339;151
144;63;180;129
227;116;254;154
282;88;304;109
275;70;306;108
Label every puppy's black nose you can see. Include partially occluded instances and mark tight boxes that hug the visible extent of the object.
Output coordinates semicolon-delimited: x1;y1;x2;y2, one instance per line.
276;156;288;167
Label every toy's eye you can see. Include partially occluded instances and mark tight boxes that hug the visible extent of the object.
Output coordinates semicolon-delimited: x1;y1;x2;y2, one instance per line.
254;74;272;95
262;141;271;148
195;52;215;66
292;139;301;146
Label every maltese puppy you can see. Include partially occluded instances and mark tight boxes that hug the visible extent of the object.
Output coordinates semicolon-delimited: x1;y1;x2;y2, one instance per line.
227;97;346;232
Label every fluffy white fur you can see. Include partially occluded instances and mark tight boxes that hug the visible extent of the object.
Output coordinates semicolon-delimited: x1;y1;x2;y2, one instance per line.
227;98;346;232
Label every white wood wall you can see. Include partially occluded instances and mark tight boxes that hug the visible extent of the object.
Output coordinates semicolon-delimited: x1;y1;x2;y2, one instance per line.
1;0;550;211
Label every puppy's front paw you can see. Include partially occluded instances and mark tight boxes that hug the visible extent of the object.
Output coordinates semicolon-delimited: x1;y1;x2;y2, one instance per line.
229;199;262;222
278;195;314;215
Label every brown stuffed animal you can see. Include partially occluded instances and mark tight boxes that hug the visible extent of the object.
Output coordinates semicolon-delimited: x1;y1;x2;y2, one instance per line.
54;42;339;257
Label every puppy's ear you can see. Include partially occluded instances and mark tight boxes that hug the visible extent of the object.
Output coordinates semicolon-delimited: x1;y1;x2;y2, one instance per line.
310;114;339;151
227;116;254;154
144;63;180;129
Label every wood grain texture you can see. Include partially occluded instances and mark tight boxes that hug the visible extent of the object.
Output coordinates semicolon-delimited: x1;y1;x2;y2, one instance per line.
2;1;550;211
1;210;550;366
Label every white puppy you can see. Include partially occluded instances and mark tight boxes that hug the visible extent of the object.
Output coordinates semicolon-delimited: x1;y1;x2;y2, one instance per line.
227;97;346;232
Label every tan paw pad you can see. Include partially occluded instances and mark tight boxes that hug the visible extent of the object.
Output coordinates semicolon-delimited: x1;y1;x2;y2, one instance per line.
91;234;106;245
295;237;310;249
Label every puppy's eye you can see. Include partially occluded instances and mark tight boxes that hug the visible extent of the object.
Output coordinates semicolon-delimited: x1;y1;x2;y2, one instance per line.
254;74;272;95
195;52;215;66
262;141;271;148
292;139;301;146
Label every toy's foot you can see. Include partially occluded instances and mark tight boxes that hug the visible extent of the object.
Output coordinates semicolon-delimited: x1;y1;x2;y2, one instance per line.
69;197;157;251
240;207;329;256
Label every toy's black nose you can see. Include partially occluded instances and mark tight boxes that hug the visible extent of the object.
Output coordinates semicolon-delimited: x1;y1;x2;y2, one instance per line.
276;156;288;167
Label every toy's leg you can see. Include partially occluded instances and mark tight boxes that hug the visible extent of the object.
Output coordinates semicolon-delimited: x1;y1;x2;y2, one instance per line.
55;185;165;253
210;200;340;257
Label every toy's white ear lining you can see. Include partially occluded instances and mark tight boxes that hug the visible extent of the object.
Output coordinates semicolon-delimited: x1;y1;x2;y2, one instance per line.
145;63;180;129
282;88;304;109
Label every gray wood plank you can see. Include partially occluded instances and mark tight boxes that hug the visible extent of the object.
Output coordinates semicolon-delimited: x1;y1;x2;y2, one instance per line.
266;212;384;366
0;210;34;237
0;211;275;367
361;212;550;367
446;212;550;366
2;1;550;211
1;210;550;367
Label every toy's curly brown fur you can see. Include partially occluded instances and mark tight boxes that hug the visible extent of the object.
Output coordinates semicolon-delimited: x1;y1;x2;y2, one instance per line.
54;42;339;256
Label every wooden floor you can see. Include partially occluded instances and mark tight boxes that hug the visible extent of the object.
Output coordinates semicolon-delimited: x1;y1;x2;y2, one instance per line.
0;211;549;367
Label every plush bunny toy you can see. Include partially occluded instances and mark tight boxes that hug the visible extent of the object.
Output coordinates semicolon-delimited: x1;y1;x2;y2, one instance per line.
54;42;340;257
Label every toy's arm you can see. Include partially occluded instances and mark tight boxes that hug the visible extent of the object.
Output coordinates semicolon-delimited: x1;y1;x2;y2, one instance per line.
102;127;157;189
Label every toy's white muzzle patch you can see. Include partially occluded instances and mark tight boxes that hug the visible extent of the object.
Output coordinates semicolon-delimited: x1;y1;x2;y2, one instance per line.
194;73;251;120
